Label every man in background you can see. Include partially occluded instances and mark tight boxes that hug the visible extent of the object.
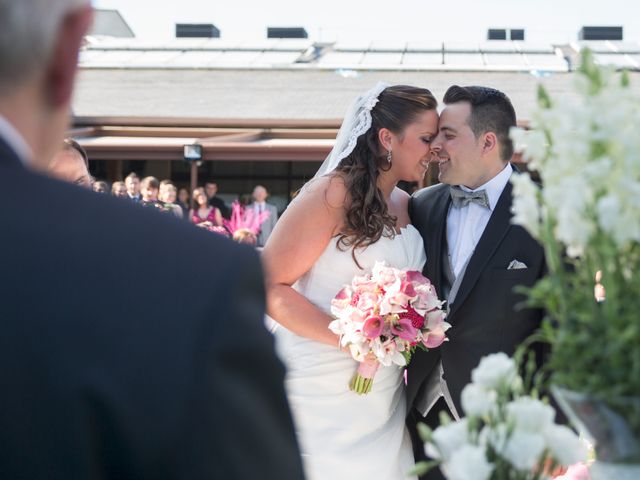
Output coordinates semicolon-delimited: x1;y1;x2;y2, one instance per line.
48;137;92;188
124;171;141;202
0;1;304;478
205;181;230;219
250;184;279;247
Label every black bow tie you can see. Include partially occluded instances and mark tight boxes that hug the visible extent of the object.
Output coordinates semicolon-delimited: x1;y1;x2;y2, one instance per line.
450;186;490;209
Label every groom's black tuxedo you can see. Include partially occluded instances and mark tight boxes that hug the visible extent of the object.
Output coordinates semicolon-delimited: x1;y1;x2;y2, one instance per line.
407;177;545;416
0;137;304;479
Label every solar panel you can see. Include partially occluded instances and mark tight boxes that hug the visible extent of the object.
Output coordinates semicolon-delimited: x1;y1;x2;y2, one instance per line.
316;51;365;65
479;41;518;52
593;53;639;68
405;41;443;52
483;53;527;66
253;51;302;66
210;51;261;66
401;52;442;65
524;53;569;71
444;53;485;66
168;51;223;67
360;52;403;65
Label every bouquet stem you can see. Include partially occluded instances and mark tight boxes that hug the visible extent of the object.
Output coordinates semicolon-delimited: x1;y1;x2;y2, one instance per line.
349;358;379;395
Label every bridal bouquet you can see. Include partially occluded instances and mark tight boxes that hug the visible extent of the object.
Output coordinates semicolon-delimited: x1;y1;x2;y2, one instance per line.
329;261;449;395
416;353;588;480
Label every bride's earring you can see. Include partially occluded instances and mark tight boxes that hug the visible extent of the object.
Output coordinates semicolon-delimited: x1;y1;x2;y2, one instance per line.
387;149;392;165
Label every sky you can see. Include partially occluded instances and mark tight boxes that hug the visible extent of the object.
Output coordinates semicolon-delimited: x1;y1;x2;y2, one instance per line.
93;0;640;44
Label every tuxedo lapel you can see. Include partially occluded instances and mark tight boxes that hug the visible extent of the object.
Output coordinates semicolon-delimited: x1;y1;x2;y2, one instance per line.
424;188;451;298
0;135;24;170
448;181;514;317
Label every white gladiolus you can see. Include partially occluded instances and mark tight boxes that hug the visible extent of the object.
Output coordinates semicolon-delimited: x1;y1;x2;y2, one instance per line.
461;384;497;418
510;173;541;237
506;397;555;432
543;424;589;465
501;430;547;471
470;352;517;390
441;445;493;480
425;419;469;461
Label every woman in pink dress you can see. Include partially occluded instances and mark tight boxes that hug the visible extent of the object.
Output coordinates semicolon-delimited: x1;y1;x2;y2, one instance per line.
189;187;223;226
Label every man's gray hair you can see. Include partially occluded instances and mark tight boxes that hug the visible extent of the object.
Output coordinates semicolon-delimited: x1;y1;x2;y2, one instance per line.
0;0;89;93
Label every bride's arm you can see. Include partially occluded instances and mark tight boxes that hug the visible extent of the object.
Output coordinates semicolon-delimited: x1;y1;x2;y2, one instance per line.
262;176;346;347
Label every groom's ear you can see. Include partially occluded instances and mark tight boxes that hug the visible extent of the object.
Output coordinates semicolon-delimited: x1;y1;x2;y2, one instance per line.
378;128;393;151
481;131;498;156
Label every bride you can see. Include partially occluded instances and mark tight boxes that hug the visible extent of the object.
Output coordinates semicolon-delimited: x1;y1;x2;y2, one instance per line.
262;83;438;479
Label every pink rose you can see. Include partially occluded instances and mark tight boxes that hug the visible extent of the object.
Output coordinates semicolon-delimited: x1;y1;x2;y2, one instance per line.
356;291;381;315
362;315;384;340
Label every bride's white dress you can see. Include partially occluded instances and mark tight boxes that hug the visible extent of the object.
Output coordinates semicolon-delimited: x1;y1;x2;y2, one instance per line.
273;225;426;480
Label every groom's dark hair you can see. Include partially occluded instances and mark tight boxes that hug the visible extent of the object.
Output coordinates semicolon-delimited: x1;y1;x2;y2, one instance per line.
443;85;516;162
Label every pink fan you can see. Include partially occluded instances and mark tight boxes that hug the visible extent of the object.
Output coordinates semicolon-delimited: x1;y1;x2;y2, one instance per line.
223;201;270;235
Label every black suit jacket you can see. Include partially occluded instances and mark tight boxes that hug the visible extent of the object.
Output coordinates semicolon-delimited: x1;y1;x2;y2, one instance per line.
407;178;545;416
0;138;304;479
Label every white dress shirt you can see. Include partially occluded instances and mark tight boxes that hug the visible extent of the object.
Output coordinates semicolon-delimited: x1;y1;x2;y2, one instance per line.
254;201;266;214
0;113;32;165
447;163;514;276
417;163;513;420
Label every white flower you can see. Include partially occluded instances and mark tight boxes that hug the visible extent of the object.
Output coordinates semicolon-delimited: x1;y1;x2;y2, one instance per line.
461;384;497;418
425;419;469;461
348;342;369;362
370;338;405;366
506;397;555;432
543;424;588;466
441;444;493;480
510;173;542;238
470;352;517;390
501;430;546;471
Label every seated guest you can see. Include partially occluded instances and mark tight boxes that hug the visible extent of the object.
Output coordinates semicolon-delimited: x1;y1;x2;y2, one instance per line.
190;187;222;225
92;180;109;194
48;138;91;188
111;181;128;197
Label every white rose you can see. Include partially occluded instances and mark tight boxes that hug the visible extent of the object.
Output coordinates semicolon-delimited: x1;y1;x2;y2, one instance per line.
543;424;588;466
441;444;493;480
461;384;497;418
501;430;546;471
506;397;555;432
470;353;517;390
425;419;469;462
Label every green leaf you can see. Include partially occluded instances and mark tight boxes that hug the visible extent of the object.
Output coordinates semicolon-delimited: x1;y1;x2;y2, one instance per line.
417;422;433;442
537;84;552;109
408;460;440;477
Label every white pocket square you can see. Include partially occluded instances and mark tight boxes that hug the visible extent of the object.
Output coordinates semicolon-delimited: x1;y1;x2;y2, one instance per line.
507;259;528;270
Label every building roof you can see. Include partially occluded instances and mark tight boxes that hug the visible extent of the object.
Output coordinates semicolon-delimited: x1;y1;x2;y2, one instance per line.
72;67;640;124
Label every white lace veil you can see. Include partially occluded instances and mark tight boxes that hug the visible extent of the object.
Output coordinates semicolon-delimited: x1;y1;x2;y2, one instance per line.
294;82;389;200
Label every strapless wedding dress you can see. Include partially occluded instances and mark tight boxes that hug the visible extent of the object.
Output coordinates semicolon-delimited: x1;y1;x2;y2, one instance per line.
273;225;426;479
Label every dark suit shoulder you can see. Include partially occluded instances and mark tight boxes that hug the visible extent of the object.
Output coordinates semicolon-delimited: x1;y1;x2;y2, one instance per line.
412;182;449;203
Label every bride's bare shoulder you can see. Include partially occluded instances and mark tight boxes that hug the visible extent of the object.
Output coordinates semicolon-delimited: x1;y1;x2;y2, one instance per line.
296;174;349;211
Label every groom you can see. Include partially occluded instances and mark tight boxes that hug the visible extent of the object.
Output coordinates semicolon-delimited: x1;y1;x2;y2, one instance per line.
407;86;546;478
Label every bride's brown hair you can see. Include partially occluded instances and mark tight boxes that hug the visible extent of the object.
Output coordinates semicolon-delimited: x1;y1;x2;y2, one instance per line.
334;85;437;265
